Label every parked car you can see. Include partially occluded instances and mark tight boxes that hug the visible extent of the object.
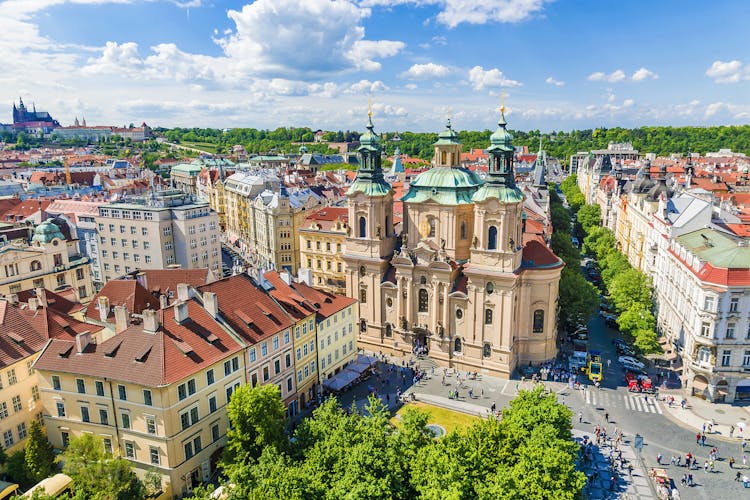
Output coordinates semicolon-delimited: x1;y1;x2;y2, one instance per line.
601;313;618;328
612;338;628;348
616;345;636;356
621;361;647;375
618;356;645;369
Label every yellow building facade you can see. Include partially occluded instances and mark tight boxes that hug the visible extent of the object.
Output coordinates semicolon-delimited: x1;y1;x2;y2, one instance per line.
298;207;349;294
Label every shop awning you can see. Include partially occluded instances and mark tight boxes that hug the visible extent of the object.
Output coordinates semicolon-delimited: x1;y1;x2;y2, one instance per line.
347;354;378;374
692;378;709;391
0;481;18;500
322;369;360;392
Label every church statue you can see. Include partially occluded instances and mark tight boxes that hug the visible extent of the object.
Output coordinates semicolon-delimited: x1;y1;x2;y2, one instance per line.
440;238;446;251
437;322;445;338
509;237;515;249
346;225;351;236
376;224;382;239
472;235;479;248
400;316;408;330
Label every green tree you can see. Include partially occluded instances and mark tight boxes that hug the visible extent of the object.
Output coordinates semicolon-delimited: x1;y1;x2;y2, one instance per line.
609;268;651;313
224;384;288;468
6;450;32;489
558;268;599;328
577;204;601;234
24;420;56;482
60;434;144;500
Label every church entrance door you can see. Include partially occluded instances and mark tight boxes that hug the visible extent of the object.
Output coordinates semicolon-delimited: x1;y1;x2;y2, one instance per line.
412;328;430;356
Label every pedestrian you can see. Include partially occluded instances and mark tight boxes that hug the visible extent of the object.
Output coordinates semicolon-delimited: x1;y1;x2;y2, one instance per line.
681;398;686;409
703;460;709;472
736;471;742;482
730;457;736;468
688;473;693;486
743;453;747;466
480;387;484;398
696;432;701;445
628;463;633;476
657;453;663;465
605;412;609;423
578;411;583;423
491;402;496;414
743;439;747;450
670;455;676;465
731;425;735;438
607;359;611;368
701;434;706;446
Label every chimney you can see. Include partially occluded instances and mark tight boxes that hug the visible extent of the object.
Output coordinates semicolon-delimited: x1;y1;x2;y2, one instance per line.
174;301;189;323
114;305;129;333
159;294;169;309
203;291;218;319
135;272;147;290
142;309;160;333
280;270;292;286
75;331;91;353
35;287;47;307
98;296;111;322
176;283;190;302
7;294;18;305
298;268;313;287
27;297;39;311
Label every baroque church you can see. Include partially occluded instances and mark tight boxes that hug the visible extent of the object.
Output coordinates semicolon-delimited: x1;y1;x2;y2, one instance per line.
343;108;564;378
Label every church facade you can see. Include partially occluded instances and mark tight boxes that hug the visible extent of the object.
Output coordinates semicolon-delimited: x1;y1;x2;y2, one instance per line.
343;111;563;378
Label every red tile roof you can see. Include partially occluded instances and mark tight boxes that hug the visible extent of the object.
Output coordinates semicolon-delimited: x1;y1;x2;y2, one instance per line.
198;275;294;344
17;289;84;315
522;240;564;269
263;271;317;321
2;200;50;221
302;207;348;231
85;280;160;321
133;268;212;296
269;273;356;320
0;300;102;368
35;300;244;386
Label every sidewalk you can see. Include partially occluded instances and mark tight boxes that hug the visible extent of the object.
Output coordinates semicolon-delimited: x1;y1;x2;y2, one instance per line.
661;389;750;442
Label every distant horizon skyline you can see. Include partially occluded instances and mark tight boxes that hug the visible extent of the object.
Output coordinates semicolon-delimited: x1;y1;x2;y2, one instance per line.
1;1;749;132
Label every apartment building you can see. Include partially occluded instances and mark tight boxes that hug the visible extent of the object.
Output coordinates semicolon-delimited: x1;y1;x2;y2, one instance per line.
0;219;94;302
95;190;221;282
0;291;104;452
291;279;358;389
298;207;349;294
263;271;318;410
170;163;203;195
34;298;245;497
197;274;301;414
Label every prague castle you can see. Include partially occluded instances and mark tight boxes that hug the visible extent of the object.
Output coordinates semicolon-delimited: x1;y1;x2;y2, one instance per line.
344;108;563;378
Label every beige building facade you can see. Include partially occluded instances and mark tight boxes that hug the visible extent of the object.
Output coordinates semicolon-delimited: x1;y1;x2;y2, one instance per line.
96;190;221;282
298;207;349;294
344;113;563;378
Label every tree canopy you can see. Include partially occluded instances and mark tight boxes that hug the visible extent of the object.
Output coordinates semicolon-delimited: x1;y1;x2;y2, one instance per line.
206;384;584;500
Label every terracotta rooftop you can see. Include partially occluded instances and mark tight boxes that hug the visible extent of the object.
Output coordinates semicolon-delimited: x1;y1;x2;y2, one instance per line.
128;268;213;297
17;289;83;315
263;271;317;321
0;300;102;368
269;272;356;320
198;274;294;344
35;300;244;387
521;239;564;269
85;280;160;321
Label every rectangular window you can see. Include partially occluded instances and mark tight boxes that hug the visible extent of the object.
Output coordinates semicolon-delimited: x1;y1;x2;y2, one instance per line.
274;359;280;374
273;336;279;350
287;377;293;392
212;424;220;442
81;406;90;422
263;366;269;382
187;379;197;396
31;385;39;402
206;369;215;386
99;409;109;425
303;344;308;356
121;413;131;429
3;430;13;448
56;401;66;417
61;432;69;448
722;350;731;367
7;369;16;386
309;340;315;352
284;331;290;344
150;447;160;465
731;297;740;313
232;357;239;371
146;416;156;435
297;370;302;382
704;296;715;311
95;381;105;397
184;441;194;459
178;384;187;401
251;372;258;387
125;442;135;459
744;350;750;367
17;423;26;441
727;323;736;339
118;384;127;401
261;343;268;357
103;438;113;455
304;366;309;378
0;402;7;420
143;389;152;406
11;395;21;413
76;379;86;394
285;353;291;369
209;395;217;413
701;322;712;338
52;376;61;391
249;348;256;363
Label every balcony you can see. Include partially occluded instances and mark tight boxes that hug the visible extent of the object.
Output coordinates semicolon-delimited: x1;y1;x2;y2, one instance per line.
692;335;716;347
689;359;714;375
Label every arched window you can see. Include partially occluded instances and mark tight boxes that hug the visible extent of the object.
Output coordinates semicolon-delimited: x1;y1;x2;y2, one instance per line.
533;309;545;333
359;287;367;304
385;323;392;337
418;289;429;312
454;337;462;353
359;217;367;238
30;260;42;272
428;219;436;238
485;308;493;325
460;221;467;240
487;226;498;250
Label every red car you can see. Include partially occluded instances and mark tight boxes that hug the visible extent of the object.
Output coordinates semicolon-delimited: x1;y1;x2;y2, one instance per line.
626;372;654;393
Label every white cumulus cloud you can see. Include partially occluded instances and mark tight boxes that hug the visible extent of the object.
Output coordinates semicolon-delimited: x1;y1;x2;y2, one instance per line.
705;60;746;83
545;76;564;87
400;62;452;79
468;65;521;90
631;67;658;81
587;70;626;83
346;79;389;93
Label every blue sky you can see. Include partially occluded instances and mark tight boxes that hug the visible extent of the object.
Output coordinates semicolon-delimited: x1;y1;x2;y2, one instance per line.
2;0;750;132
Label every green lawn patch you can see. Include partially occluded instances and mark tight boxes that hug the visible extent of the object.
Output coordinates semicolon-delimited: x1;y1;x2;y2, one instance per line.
392;402;478;434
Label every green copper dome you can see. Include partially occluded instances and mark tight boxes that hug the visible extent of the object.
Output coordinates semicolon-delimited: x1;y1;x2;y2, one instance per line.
402;166;483;205
32;220;65;244
347;114;391;198
488;112;513;152
358;115;380;151
433;119;461;146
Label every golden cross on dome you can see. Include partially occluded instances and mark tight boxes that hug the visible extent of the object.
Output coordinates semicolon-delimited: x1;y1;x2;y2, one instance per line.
367;97;373;118
500;91;506;115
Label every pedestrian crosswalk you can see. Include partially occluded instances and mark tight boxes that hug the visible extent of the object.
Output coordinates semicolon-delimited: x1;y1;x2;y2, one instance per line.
582;389;663;414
